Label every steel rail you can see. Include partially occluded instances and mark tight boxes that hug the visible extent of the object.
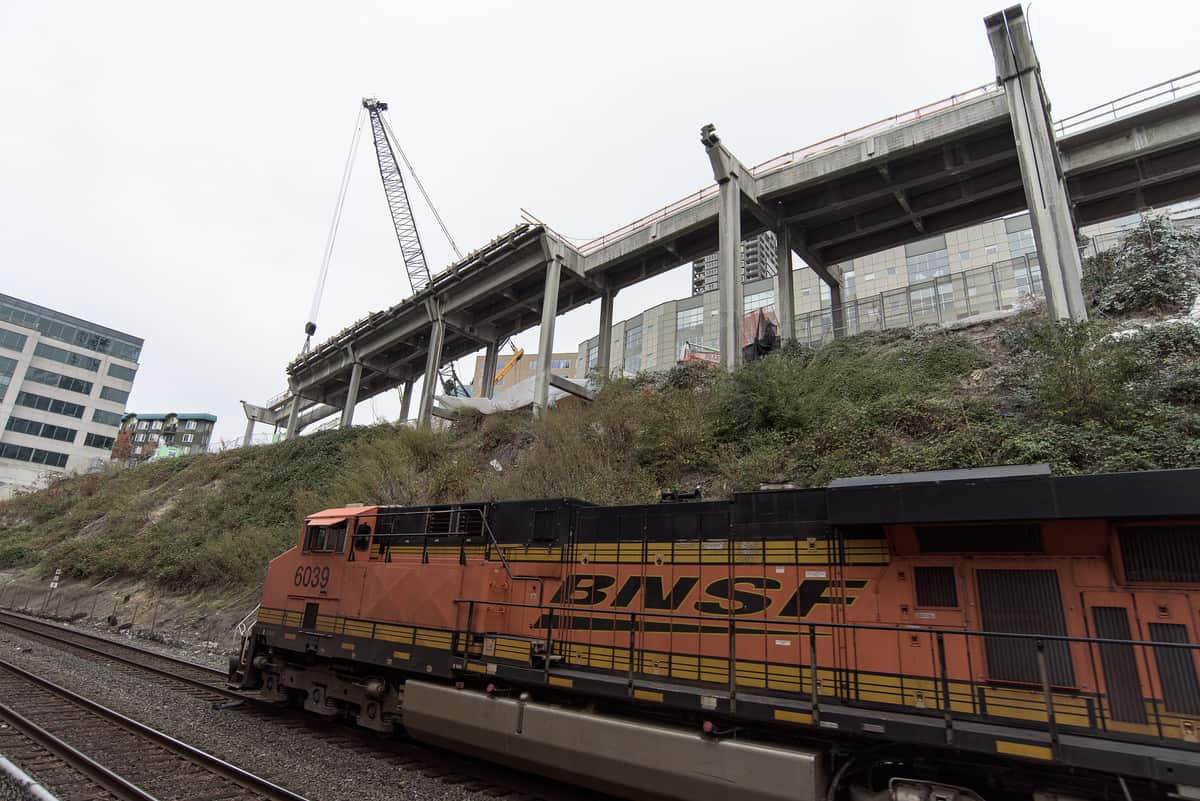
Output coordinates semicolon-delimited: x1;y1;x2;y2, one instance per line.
0;657;309;801
0;610;234;697
0;697;159;801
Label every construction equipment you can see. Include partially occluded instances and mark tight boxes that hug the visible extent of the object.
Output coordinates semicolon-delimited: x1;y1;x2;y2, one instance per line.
493;347;525;387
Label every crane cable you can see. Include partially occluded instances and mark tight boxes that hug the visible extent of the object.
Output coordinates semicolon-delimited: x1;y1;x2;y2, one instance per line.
379;113;463;260
305;106;367;353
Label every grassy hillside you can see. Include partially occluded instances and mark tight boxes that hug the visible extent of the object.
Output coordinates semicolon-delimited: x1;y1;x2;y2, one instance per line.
1;312;1198;592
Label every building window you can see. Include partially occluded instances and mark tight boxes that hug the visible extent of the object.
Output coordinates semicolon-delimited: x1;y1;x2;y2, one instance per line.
99;386;129;403
24;367;93;395
0;327;28;353
744;289;775;312
84;433;115;450
623;323;643;375
92;409;122;427
1007;227;1037;259
587;343;598;370
107;363;137;381
0;355;15;402
984;244;998;259
135;433;145;443
184;420;198;430
34;342;101;372
15;391;85;419
905;248;950;283
0;443;68;468
675;307;704;330
549;359;572;370
0;296;142;362
5;416;77;443
182;433;194;444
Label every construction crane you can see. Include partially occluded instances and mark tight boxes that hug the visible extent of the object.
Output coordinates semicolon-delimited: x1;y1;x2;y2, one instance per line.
364;98;432;294
301;98;478;414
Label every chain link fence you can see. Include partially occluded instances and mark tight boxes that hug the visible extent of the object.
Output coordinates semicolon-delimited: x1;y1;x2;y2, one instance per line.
795;254;1044;345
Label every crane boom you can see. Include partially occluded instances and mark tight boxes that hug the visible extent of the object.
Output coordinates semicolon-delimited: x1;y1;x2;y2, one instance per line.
362;97;431;295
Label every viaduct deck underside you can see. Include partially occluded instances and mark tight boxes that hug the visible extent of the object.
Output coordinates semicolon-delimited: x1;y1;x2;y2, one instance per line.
272;82;1200;427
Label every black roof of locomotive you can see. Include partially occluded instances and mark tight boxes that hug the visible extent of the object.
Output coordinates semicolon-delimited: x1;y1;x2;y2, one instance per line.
825;465;1200;525
350;466;1198;536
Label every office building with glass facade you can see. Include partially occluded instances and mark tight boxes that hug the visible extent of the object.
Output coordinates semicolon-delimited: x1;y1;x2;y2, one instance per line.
579;202;1200;375
0;293;142;497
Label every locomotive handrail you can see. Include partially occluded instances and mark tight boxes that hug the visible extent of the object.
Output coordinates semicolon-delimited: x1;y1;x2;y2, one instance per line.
456;597;1200;651
458;596;1200;759
368;506;559;629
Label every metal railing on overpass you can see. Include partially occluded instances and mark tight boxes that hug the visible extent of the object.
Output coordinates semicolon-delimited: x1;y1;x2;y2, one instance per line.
577;82;1001;256
1054;69;1200;139
794;254;1045;345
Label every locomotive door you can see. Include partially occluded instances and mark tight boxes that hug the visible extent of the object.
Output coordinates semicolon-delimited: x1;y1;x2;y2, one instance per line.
1131;591;1200;721
1082;591;1148;725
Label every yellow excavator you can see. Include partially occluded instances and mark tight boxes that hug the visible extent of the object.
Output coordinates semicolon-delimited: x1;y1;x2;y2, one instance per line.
492;347;524;387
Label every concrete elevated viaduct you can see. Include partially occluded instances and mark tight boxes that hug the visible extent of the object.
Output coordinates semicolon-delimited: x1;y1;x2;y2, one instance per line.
243;5;1200;441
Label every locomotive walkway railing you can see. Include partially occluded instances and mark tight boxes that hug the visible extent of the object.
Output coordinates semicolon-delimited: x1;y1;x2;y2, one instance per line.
457;598;1200;757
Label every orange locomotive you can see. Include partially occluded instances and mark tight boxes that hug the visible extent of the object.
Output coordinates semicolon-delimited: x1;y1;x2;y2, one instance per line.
233;465;1200;801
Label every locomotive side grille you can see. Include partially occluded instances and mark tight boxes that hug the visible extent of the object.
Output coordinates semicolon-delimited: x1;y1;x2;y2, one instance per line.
976;569;1075;687
914;566;958;607
916;524;1043;553
1091;606;1147;723
1149;623;1200;715
1119;525;1200;583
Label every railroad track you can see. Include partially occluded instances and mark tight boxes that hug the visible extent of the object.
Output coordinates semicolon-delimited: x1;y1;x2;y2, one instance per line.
0;610;614;801
0;609;234;701
0;656;307;801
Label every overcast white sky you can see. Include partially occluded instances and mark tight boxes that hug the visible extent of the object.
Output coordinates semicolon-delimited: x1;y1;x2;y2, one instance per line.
2;1;1198;444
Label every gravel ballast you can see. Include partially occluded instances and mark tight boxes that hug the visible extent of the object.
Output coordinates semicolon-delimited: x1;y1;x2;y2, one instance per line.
0;626;527;801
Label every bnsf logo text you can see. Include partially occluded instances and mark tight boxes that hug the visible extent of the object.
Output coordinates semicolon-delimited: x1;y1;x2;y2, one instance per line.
547;574;867;619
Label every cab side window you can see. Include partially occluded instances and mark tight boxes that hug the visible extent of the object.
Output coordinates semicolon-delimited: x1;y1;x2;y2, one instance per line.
304;522;347;553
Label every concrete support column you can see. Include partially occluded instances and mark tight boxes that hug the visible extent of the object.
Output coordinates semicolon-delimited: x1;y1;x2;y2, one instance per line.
828;283;845;339
703;126;746;371
417;319;445;429
284;394;301;440
595;287;615;378
774;227;795;343
986;6;1086;321
399;380;414;422
339;361;363;429
480;340;500;399
716;172;743;371
533;258;562;416
242;418;255;448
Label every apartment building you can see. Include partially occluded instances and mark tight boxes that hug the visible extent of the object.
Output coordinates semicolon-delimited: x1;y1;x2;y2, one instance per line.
120;412;217;458
691;230;779;295
0;294;141;497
